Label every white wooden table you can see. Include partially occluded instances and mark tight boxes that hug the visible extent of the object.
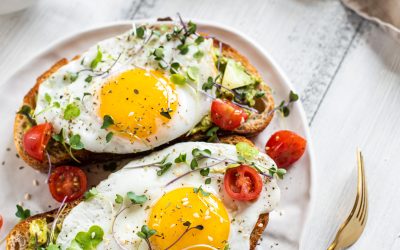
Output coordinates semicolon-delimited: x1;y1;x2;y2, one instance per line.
1;0;400;249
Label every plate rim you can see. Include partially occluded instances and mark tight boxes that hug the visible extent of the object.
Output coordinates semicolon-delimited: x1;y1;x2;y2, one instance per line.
2;18;316;247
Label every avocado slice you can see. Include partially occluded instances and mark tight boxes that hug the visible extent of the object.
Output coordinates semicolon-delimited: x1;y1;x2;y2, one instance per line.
221;59;255;89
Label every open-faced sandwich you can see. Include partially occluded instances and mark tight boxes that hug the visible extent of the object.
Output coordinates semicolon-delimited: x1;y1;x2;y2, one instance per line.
15;19;274;172
7;136;286;250
5;17;309;250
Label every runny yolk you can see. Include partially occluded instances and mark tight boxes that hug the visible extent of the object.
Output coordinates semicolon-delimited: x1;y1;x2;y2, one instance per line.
148;187;230;250
99;68;177;141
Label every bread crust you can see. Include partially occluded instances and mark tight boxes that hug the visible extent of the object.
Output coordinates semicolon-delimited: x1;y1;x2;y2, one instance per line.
7;136;270;250
13;35;274;172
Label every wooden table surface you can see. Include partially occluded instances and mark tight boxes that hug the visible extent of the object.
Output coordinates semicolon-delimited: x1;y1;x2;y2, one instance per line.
1;0;400;249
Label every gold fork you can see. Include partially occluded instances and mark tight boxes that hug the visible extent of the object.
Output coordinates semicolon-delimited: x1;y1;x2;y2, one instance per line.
327;149;368;250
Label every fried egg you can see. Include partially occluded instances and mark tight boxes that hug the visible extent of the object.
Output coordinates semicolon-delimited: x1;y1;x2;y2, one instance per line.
34;23;217;153
56;142;280;249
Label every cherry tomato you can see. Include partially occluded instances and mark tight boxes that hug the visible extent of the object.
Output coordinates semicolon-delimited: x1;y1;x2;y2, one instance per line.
224;165;263;201
48;166;87;202
265;130;307;169
211;99;249;131
23;123;53;161
0;215;3;231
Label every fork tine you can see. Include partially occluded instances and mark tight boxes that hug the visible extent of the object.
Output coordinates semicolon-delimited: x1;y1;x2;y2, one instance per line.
356;149;364;219
357;150;367;224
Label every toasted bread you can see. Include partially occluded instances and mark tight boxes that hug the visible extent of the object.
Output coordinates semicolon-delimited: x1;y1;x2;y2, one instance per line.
14;34;274;172
7;135;269;250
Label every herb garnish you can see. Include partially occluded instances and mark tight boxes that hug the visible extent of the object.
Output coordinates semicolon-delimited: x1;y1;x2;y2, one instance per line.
69;225;104;250
157;162;172;176
205;177;212;184
170;73;186;85
15;205;31;220
63;103;80;120
115;194;123;204
52;129;82;163
274;90;299;117
127;191;148;205
164;221;203;250
101;115;114;129
193;185;210;196
160;108;173;119
190;148;211;170
83;187;98;201
268;166;287;179
106;132;113;143
17;105;36;125
206;126;219;142
174;153;187;163
137;225;157;250
136;26;146;39
90;46;103;69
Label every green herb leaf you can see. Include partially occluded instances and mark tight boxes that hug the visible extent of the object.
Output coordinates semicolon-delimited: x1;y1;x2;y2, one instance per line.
187;21;197;35
15;205;31;220
64;72;78;83
153;47;164;60
190;158;198;170
202;76;214;91
177;43;189;55
170;62;180;74
174;153;187;163
193;50;204;60
136;26;146;39
127;191;148;205
268;166;287;179
137;225;157;239
236;142;259;162
170;73;186;85
85;75;93;83
192;148;212;158
101;115;114;129
69;134;84;150
83;188;98;201
115;194;123;204
205;177;211;184
72;225;104;250
289;90;299;102
157;162;172;176
187;66;200;81
193;185;210;196
64;103;80;120
52;128;64;142
106;132;113;143
90;46;103;69
200;168;209;176
53;102;61;108
195;36;204;45
45;93;52;104
206;126;219;142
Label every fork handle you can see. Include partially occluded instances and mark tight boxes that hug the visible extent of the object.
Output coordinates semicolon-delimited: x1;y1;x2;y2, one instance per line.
327;241;340;250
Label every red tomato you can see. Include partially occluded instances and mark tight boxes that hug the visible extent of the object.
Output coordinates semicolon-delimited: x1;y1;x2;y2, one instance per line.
224;165;263;201
0;214;3;231
48;166;87;202
265;130;307;169
211;99;248;131
23;123;53;161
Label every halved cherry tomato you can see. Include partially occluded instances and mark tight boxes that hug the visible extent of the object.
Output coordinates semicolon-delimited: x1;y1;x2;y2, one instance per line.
48;166;87;202
265;130;307;169
224;165;263;201
211;99;248;131
0;215;3;231
23;123;53;161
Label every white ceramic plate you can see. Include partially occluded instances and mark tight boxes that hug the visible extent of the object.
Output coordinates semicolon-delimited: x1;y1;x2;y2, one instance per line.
0;19;315;249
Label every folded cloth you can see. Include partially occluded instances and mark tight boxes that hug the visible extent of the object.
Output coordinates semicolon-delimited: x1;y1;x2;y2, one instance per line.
342;0;400;40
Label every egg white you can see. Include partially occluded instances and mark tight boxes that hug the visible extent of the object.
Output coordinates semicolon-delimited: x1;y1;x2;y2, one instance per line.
56;142;280;249
34;24;217;153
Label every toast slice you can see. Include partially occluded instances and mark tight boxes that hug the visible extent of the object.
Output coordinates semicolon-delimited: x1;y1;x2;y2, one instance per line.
14;32;274;172
7;136;269;250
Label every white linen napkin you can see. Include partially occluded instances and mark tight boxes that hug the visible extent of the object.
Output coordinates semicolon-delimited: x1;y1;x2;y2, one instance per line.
342;0;400;41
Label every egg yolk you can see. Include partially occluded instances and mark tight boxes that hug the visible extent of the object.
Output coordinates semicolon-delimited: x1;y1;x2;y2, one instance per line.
99;68;178;141
148;187;230;250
